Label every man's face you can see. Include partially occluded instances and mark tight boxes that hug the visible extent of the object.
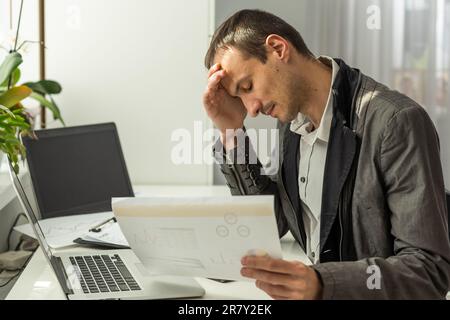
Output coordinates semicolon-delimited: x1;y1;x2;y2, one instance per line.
213;46;306;123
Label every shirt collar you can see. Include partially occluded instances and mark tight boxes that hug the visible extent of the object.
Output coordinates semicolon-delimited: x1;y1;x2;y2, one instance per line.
290;56;340;144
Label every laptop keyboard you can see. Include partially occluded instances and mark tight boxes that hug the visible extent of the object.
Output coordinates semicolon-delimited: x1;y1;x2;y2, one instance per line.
70;254;141;294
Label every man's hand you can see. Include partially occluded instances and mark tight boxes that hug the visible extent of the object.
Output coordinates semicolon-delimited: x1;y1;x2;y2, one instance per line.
241;255;323;300
203;63;247;149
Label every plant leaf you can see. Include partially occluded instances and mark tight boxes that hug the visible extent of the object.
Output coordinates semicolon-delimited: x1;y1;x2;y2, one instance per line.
0;85;32;108
0;104;16;117
0;52;23;86
0;68;21;87
49;96;65;126
24;80;62;95
29;92;64;124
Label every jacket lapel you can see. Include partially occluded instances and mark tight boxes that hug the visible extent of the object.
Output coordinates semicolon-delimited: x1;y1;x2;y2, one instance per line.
283;130;300;214
282;128;307;247
318;58;363;253
319;75;359;252
320;118;357;251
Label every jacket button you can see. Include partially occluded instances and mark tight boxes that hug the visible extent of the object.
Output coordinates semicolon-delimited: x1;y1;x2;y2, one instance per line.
300;177;306;183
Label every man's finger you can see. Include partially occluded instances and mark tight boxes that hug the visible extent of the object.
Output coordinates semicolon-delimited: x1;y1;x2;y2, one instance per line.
207;70;225;90
240;267;294;286
256;280;292;299
207;63;221;78
241;256;306;275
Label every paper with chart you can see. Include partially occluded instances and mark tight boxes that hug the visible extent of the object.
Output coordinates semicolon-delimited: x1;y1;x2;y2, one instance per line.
14;211;114;248
112;196;282;281
80;222;129;247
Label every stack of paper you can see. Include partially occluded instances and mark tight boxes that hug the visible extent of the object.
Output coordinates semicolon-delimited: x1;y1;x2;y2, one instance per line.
14;211;128;249
74;222;129;248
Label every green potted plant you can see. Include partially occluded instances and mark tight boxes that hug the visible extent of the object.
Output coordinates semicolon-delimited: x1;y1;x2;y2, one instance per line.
0;53;65;173
0;2;64;173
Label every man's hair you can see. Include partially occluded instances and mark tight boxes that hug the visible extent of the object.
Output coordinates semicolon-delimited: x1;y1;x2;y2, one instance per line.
205;9;314;68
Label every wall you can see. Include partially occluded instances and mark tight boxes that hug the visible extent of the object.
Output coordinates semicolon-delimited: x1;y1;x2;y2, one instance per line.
44;0;213;185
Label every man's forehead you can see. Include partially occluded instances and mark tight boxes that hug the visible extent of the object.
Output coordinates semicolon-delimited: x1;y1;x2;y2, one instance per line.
214;47;256;75
213;48;254;92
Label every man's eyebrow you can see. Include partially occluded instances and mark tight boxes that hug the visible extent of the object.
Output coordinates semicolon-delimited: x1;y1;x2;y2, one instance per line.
233;75;251;96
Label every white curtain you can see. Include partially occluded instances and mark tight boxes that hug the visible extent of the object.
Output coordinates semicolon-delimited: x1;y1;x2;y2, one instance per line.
302;0;450;188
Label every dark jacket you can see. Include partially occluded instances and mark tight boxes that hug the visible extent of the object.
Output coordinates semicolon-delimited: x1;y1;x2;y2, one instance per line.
215;59;450;299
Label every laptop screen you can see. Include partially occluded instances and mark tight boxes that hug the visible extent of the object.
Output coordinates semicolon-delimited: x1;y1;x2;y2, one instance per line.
22;123;134;219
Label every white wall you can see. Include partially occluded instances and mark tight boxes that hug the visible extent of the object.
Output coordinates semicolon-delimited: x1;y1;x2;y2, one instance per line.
44;0;213;185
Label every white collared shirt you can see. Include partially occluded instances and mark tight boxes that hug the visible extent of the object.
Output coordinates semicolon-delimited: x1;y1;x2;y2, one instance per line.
290;56;340;264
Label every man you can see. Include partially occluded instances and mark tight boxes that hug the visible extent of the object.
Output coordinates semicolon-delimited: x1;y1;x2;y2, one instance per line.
202;9;450;299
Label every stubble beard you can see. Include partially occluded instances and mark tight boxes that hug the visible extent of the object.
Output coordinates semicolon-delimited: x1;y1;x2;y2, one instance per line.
282;79;308;123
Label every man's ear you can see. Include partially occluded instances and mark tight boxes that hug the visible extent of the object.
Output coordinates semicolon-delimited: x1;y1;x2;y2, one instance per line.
265;34;290;62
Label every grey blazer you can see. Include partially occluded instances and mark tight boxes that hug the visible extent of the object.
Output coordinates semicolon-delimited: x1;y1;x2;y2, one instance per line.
215;59;450;299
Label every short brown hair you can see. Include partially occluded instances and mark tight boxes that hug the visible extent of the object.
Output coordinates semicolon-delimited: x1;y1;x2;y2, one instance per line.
205;9;314;69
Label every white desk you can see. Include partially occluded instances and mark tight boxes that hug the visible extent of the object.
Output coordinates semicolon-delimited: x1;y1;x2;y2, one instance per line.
6;185;309;300
7;232;306;300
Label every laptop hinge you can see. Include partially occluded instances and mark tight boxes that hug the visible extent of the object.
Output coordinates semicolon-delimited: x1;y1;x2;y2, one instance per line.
51;256;74;296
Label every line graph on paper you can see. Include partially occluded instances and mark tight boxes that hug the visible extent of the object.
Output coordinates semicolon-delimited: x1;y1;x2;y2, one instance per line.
131;228;199;251
14;211;114;248
41;222;94;237
43;214;112;236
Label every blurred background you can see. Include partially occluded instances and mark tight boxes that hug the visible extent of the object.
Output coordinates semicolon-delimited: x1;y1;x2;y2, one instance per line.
1;0;449;188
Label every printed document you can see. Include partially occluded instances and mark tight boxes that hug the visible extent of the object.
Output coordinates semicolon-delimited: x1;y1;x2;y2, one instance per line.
14;211;114;248
112;196;282;281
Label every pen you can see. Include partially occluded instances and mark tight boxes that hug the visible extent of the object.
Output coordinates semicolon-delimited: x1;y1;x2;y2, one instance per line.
89;217;117;233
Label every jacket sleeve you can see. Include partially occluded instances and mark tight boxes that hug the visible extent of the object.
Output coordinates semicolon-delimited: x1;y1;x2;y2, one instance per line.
213;128;289;238
312;106;450;299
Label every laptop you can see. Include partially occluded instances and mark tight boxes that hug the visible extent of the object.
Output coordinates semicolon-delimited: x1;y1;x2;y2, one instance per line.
8;160;205;300
21;123;134;219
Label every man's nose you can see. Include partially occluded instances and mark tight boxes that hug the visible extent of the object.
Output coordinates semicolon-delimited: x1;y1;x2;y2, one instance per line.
243;97;262;117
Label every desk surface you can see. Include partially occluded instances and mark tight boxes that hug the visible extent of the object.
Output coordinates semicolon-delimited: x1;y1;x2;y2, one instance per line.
8;185;448;300
7;233;307;300
6;185;309;300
